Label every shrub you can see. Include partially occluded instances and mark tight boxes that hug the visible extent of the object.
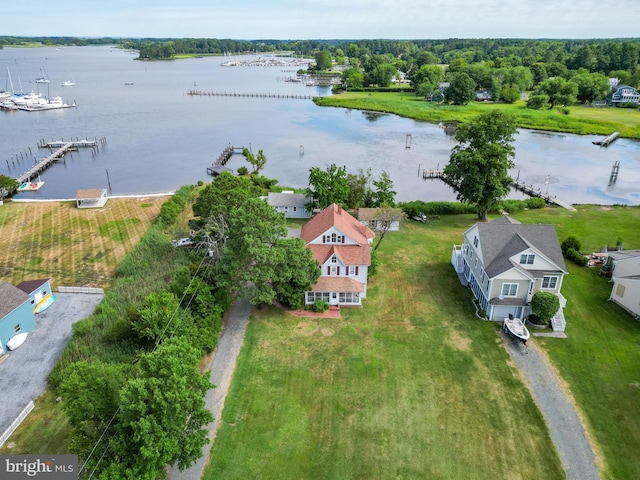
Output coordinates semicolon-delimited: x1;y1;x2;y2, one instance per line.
527;314;546;326
566;247;589;266
237;166;249;175
525;197;546;209
561;236;581;254
312;299;329;313
531;291;560;323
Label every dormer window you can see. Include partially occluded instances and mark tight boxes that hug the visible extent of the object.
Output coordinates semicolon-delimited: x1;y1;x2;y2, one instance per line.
331;256;337;263
323;233;343;244
520;254;535;265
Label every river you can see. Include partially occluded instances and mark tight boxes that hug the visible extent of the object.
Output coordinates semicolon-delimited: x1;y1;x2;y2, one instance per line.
1;45;639;205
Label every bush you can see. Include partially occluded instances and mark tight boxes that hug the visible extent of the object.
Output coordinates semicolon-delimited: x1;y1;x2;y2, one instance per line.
527;314;546;326
237;166;249;175
399;200;476;218
312;299;329;313
566;247;589;266
525;197;546;209
561;236;581;254
531;291;561;323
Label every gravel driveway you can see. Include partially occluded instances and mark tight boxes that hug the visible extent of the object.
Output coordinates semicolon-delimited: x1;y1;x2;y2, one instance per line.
0;293;104;437
502;331;600;480
166;298;252;480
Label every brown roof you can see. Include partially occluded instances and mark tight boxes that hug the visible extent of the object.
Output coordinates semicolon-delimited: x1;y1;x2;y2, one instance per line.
76;189;105;199
0;282;31;319
357;208;381;221
310;276;364;293
16;278;50;295
308;244;371;266
301;203;375;245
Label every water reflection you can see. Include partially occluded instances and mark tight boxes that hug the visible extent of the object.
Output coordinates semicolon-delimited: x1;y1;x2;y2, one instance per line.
1;45;639;205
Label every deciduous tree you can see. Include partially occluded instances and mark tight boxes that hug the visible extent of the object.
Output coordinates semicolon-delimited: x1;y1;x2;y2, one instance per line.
306;164;349;210
444;72;476;105
443;110;517;221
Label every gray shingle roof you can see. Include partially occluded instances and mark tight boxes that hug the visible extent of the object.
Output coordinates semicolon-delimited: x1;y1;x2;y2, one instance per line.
0;282;30;319
478;218;566;278
267;192;310;207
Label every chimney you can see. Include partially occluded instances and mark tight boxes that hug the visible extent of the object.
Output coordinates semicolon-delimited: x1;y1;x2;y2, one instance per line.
337;203;342;214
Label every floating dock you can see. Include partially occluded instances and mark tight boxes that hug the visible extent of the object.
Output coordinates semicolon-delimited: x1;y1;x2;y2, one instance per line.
592;132;620;147
421;169;576;211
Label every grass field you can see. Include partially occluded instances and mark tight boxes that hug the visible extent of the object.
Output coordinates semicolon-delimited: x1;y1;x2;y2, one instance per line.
204;205;640;480
314;93;640;139
0;197;169;288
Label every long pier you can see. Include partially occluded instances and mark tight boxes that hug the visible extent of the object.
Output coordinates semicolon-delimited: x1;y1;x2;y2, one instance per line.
207;145;244;176
187;90;314;100
11;138;103;188
421;169;576;211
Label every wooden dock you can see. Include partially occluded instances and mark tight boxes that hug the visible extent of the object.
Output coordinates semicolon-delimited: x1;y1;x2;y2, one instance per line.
421;169;576;211
13;139;101;188
207;145;244;176
592;131;620;147
187;90;314;100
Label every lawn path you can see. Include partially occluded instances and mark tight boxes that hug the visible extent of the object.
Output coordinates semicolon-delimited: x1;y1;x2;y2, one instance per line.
166;299;252;480
502;332;600;480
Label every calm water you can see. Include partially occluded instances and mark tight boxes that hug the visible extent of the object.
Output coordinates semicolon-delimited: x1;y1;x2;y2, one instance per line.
1;45;639;205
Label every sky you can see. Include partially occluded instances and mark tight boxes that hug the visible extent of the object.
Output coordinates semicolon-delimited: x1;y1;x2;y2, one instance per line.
4;0;640;40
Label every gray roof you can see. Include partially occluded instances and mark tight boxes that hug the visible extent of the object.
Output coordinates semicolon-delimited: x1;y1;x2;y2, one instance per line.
477;217;567;278
0;282;30;320
267;192;310;207
608;249;640;262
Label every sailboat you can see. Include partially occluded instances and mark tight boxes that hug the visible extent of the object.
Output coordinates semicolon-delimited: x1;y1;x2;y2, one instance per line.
35;65;50;84
61;69;76;86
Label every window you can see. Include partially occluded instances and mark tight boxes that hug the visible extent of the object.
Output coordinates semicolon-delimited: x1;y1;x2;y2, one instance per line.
501;283;518;296
473;236;478;247
339;292;360;304
349;266;356;275
330;265;338;275
542;276;558;289
14;324;21;333
31;299;35;305
331;256;337;263
293;206;297;212
307;292;330;303
520;254;535;265
480;270;486;283
615;283;625;298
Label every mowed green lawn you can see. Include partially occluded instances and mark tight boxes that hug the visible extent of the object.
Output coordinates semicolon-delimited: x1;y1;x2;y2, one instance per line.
204;214;566;480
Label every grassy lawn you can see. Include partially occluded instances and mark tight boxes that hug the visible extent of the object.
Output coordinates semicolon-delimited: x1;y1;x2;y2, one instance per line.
204;214;565;480
314;92;640;139
513;205;640;480
204;205;640;480
0;197;169;288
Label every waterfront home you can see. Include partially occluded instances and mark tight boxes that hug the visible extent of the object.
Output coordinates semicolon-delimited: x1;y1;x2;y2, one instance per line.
301;203;375;307
606;249;640;319
0;282;38;353
357;208;400;232
609;85;640;105
266;191;311;218
451;216;568;330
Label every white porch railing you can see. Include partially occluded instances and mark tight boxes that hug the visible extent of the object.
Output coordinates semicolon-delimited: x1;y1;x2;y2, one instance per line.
451;245;464;273
556;291;567;308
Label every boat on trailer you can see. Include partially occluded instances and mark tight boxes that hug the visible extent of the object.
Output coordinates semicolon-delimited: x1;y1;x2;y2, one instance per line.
503;316;530;351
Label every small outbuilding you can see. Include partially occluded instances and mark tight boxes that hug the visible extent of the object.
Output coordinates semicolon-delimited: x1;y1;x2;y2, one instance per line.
76;189;108;209
0;282;38;353
16;278;53;308
266;191;312;218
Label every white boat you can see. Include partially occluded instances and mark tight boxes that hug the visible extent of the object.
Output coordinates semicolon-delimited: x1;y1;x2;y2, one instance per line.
503;316;530;346
61;70;76;86
7;332;29;350
1;100;18;111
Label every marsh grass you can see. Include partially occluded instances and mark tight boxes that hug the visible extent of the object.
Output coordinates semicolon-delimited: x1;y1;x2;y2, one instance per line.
314;93;640;139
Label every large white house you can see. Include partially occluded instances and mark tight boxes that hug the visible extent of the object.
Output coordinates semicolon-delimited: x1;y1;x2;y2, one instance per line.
606;249;640;319
451;216;568;330
301;203;375;307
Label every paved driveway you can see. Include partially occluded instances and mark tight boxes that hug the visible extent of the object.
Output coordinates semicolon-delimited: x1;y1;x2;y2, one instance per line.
0;293;104;436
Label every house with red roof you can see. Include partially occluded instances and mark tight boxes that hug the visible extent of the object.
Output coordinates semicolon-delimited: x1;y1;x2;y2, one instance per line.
301;203;375;307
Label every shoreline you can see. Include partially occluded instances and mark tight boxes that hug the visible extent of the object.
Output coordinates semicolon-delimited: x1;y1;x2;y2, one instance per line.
8;192;175;203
